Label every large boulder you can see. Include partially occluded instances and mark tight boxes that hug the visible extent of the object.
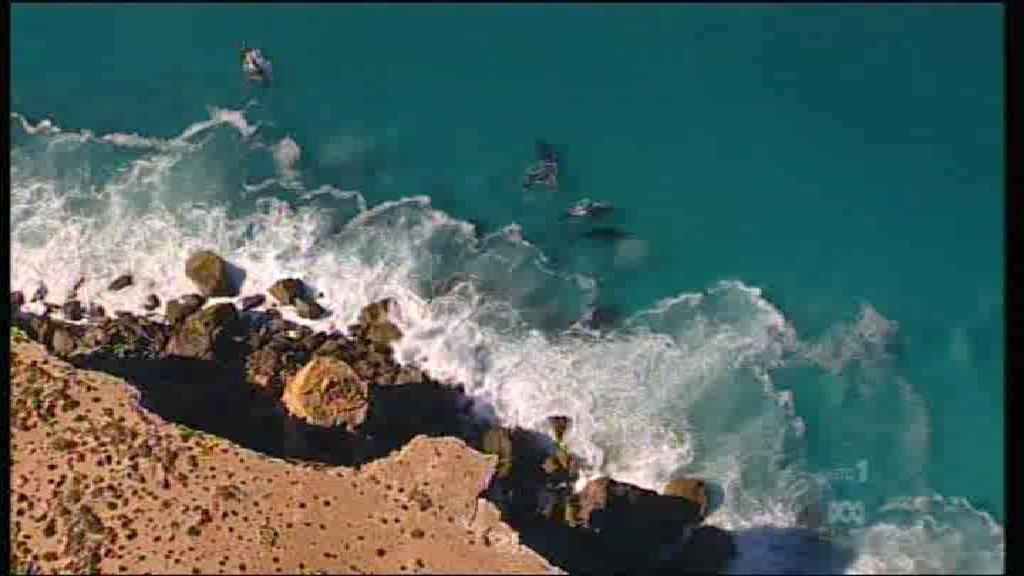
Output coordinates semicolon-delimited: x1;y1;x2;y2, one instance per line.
282;356;370;430
358;298;393;325
269;278;305;305
164;302;239;360
351;299;403;348
574;476;704;568
662;477;708;520
185;251;238;297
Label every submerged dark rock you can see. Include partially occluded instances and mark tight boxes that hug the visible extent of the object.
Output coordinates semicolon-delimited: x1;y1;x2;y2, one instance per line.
143;294;161;311
295;298;328;320
240;294;266;311
31;284;48;303
108;274;133;291
269;278;306;305
62;300;85;322
581;227;634;241
12;291;26;313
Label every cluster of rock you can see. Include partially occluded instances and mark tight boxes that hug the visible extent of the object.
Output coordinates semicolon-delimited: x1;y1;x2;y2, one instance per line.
11;249;735;574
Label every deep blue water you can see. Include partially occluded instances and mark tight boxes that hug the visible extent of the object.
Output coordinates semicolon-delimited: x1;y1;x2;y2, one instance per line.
11;5;1003;573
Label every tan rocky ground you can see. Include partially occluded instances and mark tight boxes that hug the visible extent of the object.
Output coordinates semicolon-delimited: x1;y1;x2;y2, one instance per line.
10;338;559;575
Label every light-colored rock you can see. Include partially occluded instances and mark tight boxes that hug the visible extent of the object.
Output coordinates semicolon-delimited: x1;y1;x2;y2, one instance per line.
282;356;370;429
268;278;304;305
185;250;238;297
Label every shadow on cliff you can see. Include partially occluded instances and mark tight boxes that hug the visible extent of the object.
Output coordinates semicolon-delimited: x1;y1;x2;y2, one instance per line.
66;349;479;468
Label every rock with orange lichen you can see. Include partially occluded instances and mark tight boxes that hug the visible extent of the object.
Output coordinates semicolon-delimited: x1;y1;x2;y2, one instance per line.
282;356;371;429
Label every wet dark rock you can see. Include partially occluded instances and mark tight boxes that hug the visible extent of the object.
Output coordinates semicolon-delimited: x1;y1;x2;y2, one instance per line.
108;274;133;291
580;227;634;241
31;284;48;303
87;303;106;320
547;416;571;443
656;525;737;574
165;302;240;360
185;250;239;297
269;278;305;305
266;315;294;336
295;298;328;320
12;291;26;312
240;294;266;311
62;300;85;322
143;294;161;311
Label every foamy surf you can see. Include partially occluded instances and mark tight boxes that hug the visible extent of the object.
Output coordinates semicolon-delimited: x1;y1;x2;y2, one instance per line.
10;109;1003;574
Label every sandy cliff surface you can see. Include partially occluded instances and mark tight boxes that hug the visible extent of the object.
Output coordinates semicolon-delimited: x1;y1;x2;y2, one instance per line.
10;339;559;575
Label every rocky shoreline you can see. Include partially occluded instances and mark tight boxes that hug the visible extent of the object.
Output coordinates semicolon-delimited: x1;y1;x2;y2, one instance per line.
11;250;738;574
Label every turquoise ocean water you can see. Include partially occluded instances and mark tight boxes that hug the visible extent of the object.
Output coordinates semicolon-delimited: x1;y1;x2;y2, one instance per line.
11;5;1004;573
